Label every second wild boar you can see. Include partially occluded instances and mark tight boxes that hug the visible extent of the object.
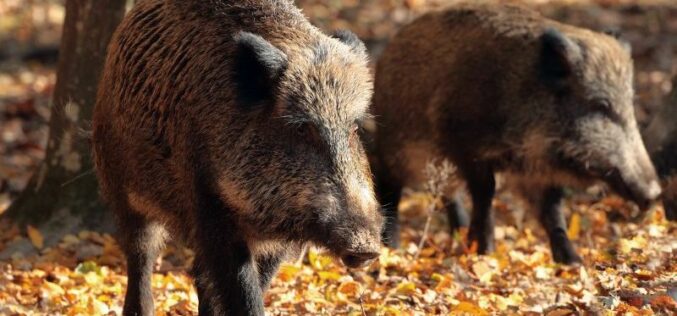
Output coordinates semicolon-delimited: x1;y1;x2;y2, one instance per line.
372;3;661;264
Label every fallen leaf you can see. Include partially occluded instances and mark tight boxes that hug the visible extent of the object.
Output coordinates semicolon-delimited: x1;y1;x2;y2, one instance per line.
395;281;416;295
26;225;43;249
567;212;581;241
276;264;300;283
337;281;361;300
472;260;494;284
452;301;488;315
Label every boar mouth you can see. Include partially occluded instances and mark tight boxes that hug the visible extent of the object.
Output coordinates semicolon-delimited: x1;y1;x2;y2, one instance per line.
309;230;381;268
602;168;659;211
552;153;603;186
553;154;655;209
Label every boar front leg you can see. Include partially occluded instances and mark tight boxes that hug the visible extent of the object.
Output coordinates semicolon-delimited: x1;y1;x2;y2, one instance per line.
538;187;582;264
117;207;166;316
193;199;264;316
464;164;496;254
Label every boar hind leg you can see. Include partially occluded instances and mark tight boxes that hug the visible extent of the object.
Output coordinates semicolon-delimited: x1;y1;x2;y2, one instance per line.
444;191;470;232
193;199;263;315
377;176;403;248
118;209;166;316
464;164;496;254
538;187;581;264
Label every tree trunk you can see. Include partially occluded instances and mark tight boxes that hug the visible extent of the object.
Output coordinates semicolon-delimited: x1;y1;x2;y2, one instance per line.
4;0;126;235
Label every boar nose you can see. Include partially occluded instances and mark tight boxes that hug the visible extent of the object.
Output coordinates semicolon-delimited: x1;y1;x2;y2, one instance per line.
611;135;662;210
341;251;380;268
337;223;381;268
632;180;661;211
631;160;662;210
645;180;662;201
611;170;661;210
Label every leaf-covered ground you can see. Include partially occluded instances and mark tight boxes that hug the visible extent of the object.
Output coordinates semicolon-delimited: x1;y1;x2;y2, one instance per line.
0;0;676;315
0;194;676;315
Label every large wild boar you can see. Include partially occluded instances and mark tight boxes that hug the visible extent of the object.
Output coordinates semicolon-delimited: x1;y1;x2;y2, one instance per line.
91;0;383;315
373;3;661;264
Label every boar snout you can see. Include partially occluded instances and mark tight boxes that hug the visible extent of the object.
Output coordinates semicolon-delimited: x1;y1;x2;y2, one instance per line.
600;129;662;210
341;224;382;268
334;175;383;268
606;167;661;210
328;217;382;268
339;233;381;268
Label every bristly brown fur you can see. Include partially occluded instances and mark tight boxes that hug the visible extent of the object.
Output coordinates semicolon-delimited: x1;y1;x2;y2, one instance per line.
92;1;382;315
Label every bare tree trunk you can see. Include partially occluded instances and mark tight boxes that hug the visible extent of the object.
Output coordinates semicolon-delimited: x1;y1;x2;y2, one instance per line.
4;0;126;235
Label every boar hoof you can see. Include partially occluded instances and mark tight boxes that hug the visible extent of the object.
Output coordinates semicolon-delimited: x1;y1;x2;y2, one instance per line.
552;248;582;265
468;229;495;255
554;253;583;266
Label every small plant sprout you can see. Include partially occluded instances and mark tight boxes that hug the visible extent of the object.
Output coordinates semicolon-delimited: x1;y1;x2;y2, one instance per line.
414;159;458;260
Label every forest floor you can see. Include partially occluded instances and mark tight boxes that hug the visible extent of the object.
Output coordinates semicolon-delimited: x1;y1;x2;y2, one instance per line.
0;0;676;315
0;194;675;315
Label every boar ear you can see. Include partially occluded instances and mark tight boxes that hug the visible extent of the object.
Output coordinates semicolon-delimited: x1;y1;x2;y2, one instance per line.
603;28;632;54
603;28;622;39
233;31;288;106
540;28;581;88
333;29;367;55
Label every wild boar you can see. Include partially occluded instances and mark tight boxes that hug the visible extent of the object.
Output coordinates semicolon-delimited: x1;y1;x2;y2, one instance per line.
372;3;661;264
92;0;383;315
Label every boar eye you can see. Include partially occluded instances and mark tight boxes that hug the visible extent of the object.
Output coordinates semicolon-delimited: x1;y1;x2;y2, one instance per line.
351;124;359;135
591;99;612;114
296;123;322;144
591;99;622;123
295;123;310;137
349;124;361;145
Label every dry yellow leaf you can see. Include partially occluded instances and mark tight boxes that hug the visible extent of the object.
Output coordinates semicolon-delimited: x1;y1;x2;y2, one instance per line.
307;249;333;270
276;264;301;282
507;293;523;306
452;301;488;315
567;212;581;241
472;261;494;284
40;281;65;297
423;289;437;304
337;281;361;300
89;299;109;315
27;225;44;249
492;294;509;311
434;276;455;293
395;281;416;295
317;271;342;281
618;235;648;255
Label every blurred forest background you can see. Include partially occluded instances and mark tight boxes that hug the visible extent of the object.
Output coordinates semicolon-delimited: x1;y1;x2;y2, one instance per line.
0;0;675;315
